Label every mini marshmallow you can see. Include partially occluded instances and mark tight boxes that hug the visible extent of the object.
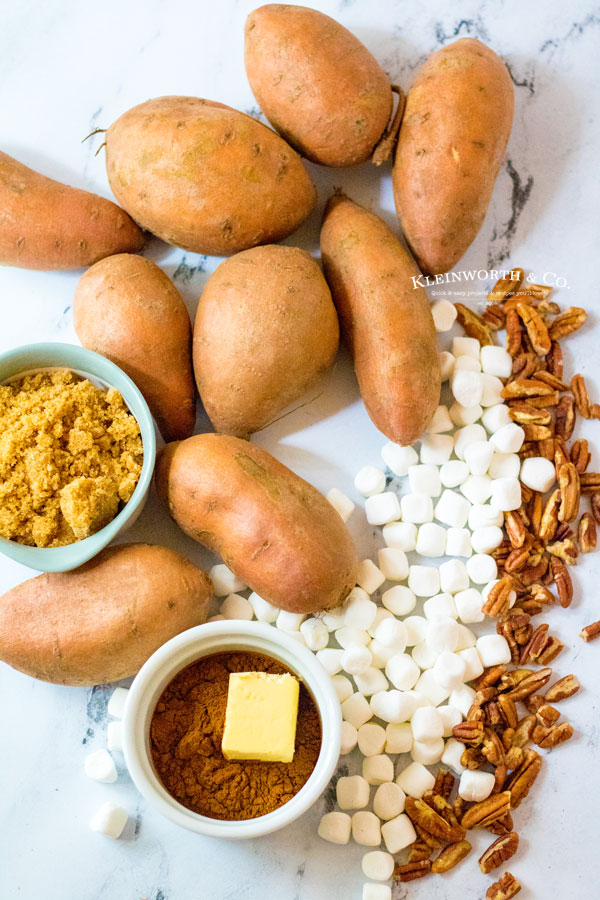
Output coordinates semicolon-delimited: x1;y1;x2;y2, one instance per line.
454;424;487;460
331;674;354;702
454;355;481;373
439;351;455;381
363;885;391;900
377;548;409;581
107;687;128;719
318;811;352;845
370;689;413;724
344;588;378;630
427;404;454;433
408;565;440;597
452;336;480;359
411;706;444;742
466;553;498;584
445;527;473;558
369;640;394;669
327;487;355;523
458;647;484;681
276;610;306;631
455;624;477;650
426;616;460;654
357;560;386;594
482;403;512;434
419;433;454;465
367;608;394;638
352;810;382;846
431;299;457;331
439;559;469;594
441;738;466;774
89;802;128;839
480;373;504;407
381;442;418;476
490;423;525;454
381;813;417;854
396;761;436;798
449;401;483;427
433;652;467;691
358;723;387;757
373;782;406;821
385;723;414;755
355;667;389;696
84;749;117;783
365;492;401;525
411;640;437;670
342;644;373;676
363;754;394;786
221;593;253;620
362;850;395;882
459;770;496;802
464;441;494;476
471;525;504;554
438;704;463;737
416;522;447;558
435;490;471;528
477;634;512;666
449;684;477;717
382;521;417;551
322;606;345;631
452;370;483;408
454;588;485;624
408;464;441;497
490;477;521;512
210;564;247;597
386;654;420;691
298;618;328;652
440;460;470;488
317;648;344;676
423;593;458;620
337;775;371;810
403;615;428;646
342;693;374;729
341;721;359;754
411;738;444;765
382;585;416;616
480;345;512;378
469;503;504;530
401;493;434;524
355;466;387;497
489;451;521;480
520;456;556;492
375;618;408;652
107;721;123;753
248;592;279;623
415;670;450;707
460;474;493;505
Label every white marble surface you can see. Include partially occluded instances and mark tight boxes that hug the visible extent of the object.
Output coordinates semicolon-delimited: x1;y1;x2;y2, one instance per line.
1;1;600;898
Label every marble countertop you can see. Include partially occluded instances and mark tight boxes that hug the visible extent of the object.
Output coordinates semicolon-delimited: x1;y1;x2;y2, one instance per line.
1;1;599;898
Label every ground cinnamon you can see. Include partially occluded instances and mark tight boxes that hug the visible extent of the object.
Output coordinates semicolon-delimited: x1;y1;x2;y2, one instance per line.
149;650;322;820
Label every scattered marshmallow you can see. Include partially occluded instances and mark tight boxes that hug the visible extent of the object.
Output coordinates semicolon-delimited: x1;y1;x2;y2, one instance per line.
343;588;378;630
458;647;484;681
435;490;471;528
221;593;253;620
382;521;417;551
440;460;469;488
385;723;413;755
385;654;420;691
297;618;327;652
445;527;473;558
432;652;467;690
420;434;454;465
490;423;525;454
341;721;359;754
455;624;477;651
327;488;355;523
449;684;477;717
423;593;457;620
408;464;441;497
322;606;345;631
426;616;460;654
107;688;128;719
377;548;409;581
370;690;414;724
408;565;440;597
431;299;457;332
401;493;433;524
441;738;466;774
210;564;247;597
363;885;391;900
375;618;408;652
439;559;469;594
490;477;522;512
355;667;389;696
438;704;463;737
482;403;512;434
89;802;128;838
466;553;498;584
381;585;416;616
454;588;485;624
477;634;512;666
439;351;455;381
460;474;493;505
480;373;504;407
342;693;374;729
452;370;483;408
358;723;387;757
427;404;453;433
381;443;418;476
415;670;450;707
449;401;483;427
454;355;481;373
403;615;428;646
248;592;279;623
381;813;417;853
454;424;487;460
489;451;521;480
416;522;447;557
276;610;305;631
367;609;394;638
468;504;504;530
411;639;437;670
411;706;444;742
452;336;480;359
363;754;394;786
411;737;444;765
396;761;435;798
480;345;512;378
352;810;382;846
362;850;395;881
84;749;117;783
342;644;373;676
373;782;406;821
357;560;386;594
337;775;371;810
355;466;387;497
520;456;556;492
317;648;344;676
318;811;352;844
459;770;496;802
369;639;394;669
464;441;494;476
331;674;354;702
107;721;123;753
365;492;401;525
471;526;504;554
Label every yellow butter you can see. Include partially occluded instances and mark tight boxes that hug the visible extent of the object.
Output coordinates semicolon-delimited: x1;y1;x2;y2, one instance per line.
222;671;300;763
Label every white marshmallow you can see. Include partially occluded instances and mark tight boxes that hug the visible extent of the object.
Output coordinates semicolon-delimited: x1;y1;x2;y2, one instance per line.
439;559;469;594
396;761;436;798
370;690;414;724
322;606;345;631
454;424;487;459
385;723;414;755
416;522;447;557
341;721;359;754
445;527;473;558
480;345;512;378
210;564;247;597
382;585;416;616
365;492;401;525
352;810;382;846
248;592;279;623
382;521;417;551
449;401;483;427
107;721;123;753
84;749;117;783
377;548;409;581
408;565;440;597
357;560;386;594
452;336;480;359
381;442;418;476
454;588;485;624
435;490;471;528
477;634;512;666
342;644;373;676
317;648;344;676
401;493;433;524
431;299;457;331
362;850;395;882
433;652;467;691
449;684;477;717
221;593;253;620
441;737;466;774
480;373;504;407
373;782;406;821
469;503;504;530
337;775;371;810
440;460;470;488
381;813;417;854
343;588;378;630
331;674;354;702
318;811;352;844
411;706;444;742
369;640;394;669
363;754;394;786
438;704;463;737
358;722;387;757
460;474;493;504
107;687;128;719
423;593;457;620
367;608;394;638
482;403;512;434
458;647;484;681
459;770;496;802
427;616;460;654
489;451;521;480
455;624;478;650
355;466;387;497
408;464;441;497
342;693;374;729
490;477;521;512
386;654;420;691
471;526;504;554
452;370;483;407
89;802;128;839
363;885;391;900
411;738;445;765
276;610;306;632
454;355;481;373
355;668;389;697
420;433;454;465
375;618;408;652
464;441;494;476
327;487;355;523
520;456;556;492
403;616;428;646
439;351;455;381
427;404;453;433
415;670;450;706
491;423;525;454
411;640;437;670
466;553;498;584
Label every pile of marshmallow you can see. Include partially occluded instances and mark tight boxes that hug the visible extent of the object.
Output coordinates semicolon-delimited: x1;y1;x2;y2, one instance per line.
83;686;132;838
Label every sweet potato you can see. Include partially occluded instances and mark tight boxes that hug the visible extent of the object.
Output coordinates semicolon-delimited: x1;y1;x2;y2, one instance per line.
74;254;196;442
155;434;358;613
321;192;440;445
393;38;514;275
245;5;394;167
0;544;212;686
0;151;144;269
105;96;316;256
193;245;339;438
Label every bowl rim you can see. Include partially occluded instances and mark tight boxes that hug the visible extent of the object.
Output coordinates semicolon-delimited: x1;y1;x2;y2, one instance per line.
122;620;342;839
0;341;156;572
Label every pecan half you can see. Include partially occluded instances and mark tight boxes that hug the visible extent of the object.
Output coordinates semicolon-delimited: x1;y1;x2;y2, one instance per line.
511;715;536;747
488;269;524;303
579;512;597;552
545;674;580;702
557;462;580;523
486;871;522;900
483;303;506;330
517;303;551;355
505;749;542;807
454;303;492;345
497;694;519;729
504;511;528;548
404;797;464;843
433;769;454;799
506;667;552;700
431;840;472;874
534;369;569;391
571;373;591;418
550;556;573;607
546;340;563;377
479;832;519;874
483;575;517;616
571;438;591;473
408;840;431;863
533;721;574;749
580;472;600;494
580;620;600;641
509;404;552;426
502;378;556;399
546;537;578;564
505;309;523;357
452;721;484;746
548;306;587;340
393;859;432;882
460;791;511;830
592;493;600;525
486;812;514;836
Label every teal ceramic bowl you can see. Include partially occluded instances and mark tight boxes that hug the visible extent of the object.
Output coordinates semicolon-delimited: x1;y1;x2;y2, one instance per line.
0;342;156;573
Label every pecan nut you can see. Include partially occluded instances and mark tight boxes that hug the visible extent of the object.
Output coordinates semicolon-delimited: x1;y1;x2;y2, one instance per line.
460;791;511;830
502;378;556;399
551;555;573;607
533;721;574;749
479;832;519;874
452;721;484;746
579;512;597;553
431;839;472;874
488;269;524;303
548;306;587;340
454;303;492;345
546;340;563;377
545;674;580;702
571;373;591;418
483;303;506;330
486;871;522;900
516;303;551;355
505;749;542;808
506;667;552;701
404;797;464;843
571;438;591;473
557;462;580;523
393;859;432;882
580;472;600;494
580;620;600;641
555;395;576;440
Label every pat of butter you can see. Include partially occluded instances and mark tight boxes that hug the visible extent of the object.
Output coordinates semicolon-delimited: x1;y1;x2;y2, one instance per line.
222;671;300;763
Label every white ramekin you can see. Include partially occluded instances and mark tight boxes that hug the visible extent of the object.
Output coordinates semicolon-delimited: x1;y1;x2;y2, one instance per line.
122;620;341;838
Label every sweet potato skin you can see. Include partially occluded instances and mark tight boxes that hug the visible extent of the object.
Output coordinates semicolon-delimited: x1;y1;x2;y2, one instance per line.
193;245;339;438
105;96;316;256
0;544;212;686
0;150;144;269
393;38;514;275
74;254;196;442
245;4;392;167
155;434;358;614
321;192;440;445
